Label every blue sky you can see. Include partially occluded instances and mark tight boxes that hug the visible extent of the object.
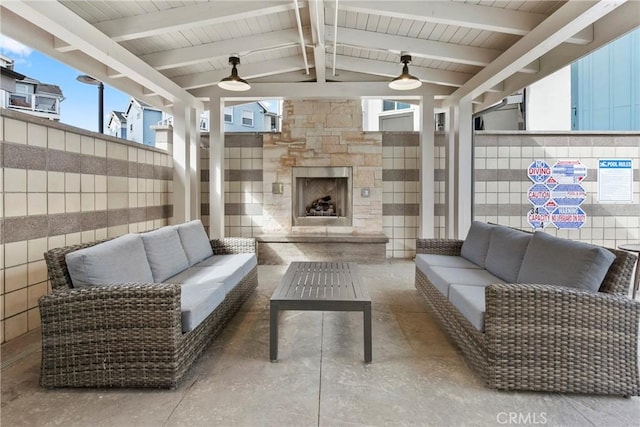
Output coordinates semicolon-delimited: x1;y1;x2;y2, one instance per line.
1;35;132;133
1;35;281;133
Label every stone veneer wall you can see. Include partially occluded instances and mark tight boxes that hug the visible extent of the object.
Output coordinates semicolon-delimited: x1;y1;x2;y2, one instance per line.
0;109;173;343
262;99;382;234
474;132;640;247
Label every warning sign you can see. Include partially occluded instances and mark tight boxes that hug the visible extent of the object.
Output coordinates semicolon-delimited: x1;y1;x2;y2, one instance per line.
527;183;551;206
552;160;587;184
550;207;587;229
524;159;588;230
551;183;587;206
545;176;558;190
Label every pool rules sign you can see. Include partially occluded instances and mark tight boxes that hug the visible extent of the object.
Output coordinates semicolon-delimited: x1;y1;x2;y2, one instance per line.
526;160;587;229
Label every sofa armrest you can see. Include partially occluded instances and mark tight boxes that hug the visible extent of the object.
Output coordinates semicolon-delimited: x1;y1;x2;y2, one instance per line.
485;282;640;329
416;239;464;256
39;283;183;341
484;283;640;394
210;238;256;255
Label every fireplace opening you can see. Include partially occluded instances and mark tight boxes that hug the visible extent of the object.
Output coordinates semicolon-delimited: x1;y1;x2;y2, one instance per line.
292;166;352;227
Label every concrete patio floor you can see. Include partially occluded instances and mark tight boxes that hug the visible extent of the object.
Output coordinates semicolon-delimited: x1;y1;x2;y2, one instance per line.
1;261;638;427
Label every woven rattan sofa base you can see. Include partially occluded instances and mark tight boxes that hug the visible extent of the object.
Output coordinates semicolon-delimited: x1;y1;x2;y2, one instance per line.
415;238;640;396
40;238;258;389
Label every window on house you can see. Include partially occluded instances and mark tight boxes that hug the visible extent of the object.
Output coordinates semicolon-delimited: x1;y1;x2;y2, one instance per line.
383;100;411;111
199;117;209;131
241;110;254;127
224;107;233;123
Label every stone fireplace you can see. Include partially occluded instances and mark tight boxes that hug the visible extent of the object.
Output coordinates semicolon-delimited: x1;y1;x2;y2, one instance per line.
262;99;383;235
258;100;387;263
292;166;352;227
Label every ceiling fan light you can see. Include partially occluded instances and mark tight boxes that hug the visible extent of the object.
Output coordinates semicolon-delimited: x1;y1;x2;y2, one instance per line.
218;56;251;91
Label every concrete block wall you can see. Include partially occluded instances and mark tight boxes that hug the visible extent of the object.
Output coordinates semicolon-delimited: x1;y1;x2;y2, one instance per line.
223;134;264;237
434;132;447;239
0;109;173;343
474;132;640;247
382;132;419;258
200;134;264;237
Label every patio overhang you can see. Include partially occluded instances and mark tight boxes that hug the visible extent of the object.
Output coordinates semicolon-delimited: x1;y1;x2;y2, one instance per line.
1;0;638;237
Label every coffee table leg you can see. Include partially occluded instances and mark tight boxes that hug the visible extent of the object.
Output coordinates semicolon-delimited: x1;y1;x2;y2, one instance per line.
364;302;372;363
270;301;278;362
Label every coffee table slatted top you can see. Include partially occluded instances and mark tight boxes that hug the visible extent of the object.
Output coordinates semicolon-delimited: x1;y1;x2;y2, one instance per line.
272;262;369;302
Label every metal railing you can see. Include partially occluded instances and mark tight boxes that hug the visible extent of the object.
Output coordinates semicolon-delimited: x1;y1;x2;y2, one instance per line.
5;92;61;117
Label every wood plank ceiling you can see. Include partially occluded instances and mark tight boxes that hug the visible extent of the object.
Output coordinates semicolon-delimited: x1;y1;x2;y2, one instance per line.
1;1;638;113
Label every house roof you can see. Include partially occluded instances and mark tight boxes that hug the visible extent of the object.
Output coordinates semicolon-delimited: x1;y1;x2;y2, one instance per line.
11;74;64;97
36;83;63;97
113;111;127;122
0;65;25;80
125;97;162;116
2;1;638;114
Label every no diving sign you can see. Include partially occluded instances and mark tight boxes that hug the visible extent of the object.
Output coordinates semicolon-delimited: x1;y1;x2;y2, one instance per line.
527;160;551;183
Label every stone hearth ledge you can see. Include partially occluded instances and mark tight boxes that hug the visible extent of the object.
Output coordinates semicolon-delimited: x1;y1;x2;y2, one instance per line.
256;234;389;265
256;234;388;244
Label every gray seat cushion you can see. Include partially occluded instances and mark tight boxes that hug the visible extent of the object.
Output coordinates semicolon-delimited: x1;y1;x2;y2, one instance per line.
141;227;190;282
65;234;154;287
175;220;214;266
449;284;486;332
164;264;245;294
180;282;226;333
517;231;616;292
418;264;504;298
460;221;495;267
194;253;258;276
415;254;481;271
484;226;532;283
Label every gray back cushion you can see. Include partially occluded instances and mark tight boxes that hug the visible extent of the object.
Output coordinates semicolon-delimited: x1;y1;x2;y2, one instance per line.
460;221;495;267
175;220;214;266
65;234;153;287
141;227;190;282
517;231;616;292
484;226;532;283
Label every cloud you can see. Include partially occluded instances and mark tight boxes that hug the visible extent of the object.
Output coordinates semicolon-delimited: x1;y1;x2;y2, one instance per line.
0;35;33;58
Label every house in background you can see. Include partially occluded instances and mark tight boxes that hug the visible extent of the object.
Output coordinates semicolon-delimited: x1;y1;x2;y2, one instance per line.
0;54;64;121
570;26;640;130
111;100;281;144
220;101;280;132
163;101;281;133
362;99;420;131
107;110;127;139
0;55;25;92
125;98;162;146
478;27;640;131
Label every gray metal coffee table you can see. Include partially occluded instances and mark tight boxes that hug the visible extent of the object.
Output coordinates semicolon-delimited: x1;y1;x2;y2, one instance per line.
270;261;372;363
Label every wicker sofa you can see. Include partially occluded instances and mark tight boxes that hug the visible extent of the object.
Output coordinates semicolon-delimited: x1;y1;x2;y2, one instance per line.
40;220;258;389
415;221;640;396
